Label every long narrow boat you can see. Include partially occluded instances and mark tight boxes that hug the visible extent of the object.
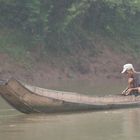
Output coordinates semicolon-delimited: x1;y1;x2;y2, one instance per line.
0;78;140;114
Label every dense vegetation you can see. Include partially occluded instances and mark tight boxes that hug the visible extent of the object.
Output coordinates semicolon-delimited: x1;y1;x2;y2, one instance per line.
0;0;140;57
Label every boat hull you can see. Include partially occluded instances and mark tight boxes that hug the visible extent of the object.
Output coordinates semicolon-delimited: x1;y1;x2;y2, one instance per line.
0;78;140;114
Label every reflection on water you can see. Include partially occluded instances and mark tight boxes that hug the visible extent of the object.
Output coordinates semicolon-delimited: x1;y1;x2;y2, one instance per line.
123;109;140;140
0;107;140;140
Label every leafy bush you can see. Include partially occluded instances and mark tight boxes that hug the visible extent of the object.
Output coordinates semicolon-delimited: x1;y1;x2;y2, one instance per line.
0;0;140;52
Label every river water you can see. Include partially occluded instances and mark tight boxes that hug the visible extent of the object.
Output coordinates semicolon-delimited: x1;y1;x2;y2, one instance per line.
0;80;140;140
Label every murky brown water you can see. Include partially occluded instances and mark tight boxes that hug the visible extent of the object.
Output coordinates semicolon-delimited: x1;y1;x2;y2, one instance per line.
0;80;140;140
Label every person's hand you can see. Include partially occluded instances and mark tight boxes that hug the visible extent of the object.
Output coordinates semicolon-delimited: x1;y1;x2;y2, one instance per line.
121;90;127;95
125;88;132;96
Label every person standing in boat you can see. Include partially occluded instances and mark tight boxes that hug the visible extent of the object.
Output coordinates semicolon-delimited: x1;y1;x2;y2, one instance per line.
121;64;140;96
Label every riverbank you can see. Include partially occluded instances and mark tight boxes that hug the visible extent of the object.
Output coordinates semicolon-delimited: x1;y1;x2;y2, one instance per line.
0;37;138;92
1;29;140;93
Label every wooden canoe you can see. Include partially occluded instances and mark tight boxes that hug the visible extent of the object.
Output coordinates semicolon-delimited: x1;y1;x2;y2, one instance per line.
0;78;140;114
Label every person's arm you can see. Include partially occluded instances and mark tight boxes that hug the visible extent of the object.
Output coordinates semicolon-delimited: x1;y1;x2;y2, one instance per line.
122;78;134;95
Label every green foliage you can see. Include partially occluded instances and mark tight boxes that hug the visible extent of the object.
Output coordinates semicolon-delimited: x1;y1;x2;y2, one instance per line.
0;28;32;57
63;0;91;28
0;0;140;54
